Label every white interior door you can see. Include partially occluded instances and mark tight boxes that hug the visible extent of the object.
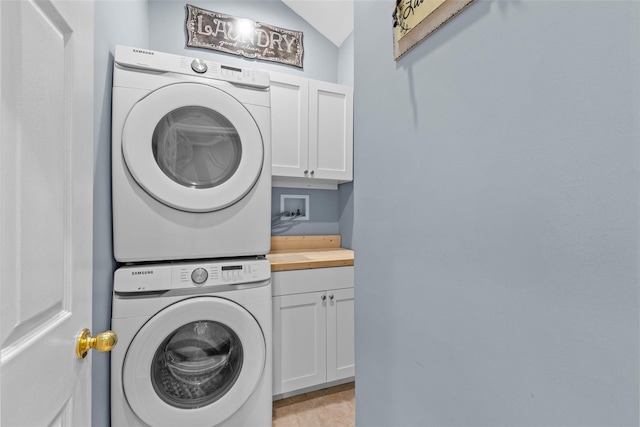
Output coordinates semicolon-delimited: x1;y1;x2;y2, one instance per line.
0;1;94;425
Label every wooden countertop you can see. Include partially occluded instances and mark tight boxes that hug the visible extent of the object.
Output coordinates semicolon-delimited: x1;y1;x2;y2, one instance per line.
266;235;354;272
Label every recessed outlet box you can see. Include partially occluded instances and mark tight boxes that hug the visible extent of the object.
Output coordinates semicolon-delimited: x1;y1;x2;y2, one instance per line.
280;195;309;221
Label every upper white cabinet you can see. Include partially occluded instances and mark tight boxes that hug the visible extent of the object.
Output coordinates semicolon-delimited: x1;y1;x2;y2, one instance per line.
269;73;309;180
270;72;353;189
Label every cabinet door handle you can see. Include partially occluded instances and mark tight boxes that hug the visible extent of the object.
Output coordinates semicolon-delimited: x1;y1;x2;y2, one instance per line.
310;170;315;175
329;294;334;300
304;170;309;174
321;294;327;301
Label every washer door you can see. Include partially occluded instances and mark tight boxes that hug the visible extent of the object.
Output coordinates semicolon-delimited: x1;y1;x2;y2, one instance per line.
122;297;266;426
122;83;264;213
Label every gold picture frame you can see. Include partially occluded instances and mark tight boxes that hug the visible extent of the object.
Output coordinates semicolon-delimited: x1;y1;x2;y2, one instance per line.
393;0;475;60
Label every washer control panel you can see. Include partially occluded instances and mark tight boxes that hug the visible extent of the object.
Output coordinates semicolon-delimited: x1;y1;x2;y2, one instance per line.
114;45;269;88
174;261;268;288
190;58;208;74
114;258;271;293
190;267;208;284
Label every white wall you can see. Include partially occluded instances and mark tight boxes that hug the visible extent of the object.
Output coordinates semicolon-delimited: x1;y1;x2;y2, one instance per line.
354;1;639;425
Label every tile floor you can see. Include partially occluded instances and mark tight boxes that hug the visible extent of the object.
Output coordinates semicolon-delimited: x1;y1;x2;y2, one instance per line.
272;382;355;427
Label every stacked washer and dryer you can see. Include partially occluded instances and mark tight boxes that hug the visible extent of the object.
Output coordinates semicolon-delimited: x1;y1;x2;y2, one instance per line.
110;46;273;427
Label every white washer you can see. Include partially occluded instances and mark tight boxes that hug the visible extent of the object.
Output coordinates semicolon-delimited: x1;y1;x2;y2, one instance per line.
111;258;272;427
112;46;271;262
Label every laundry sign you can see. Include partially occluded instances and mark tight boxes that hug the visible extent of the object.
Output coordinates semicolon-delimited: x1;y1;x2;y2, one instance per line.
185;4;304;68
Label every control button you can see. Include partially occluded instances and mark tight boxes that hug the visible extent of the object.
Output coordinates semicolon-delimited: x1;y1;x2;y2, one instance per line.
191;58;208;74
191;267;208;285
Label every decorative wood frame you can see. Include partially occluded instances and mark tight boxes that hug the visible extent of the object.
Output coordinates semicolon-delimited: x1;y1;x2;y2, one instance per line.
393;0;475;60
186;4;304;68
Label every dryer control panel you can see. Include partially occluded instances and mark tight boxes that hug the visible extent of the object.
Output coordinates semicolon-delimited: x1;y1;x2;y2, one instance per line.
114;45;270;89
114;258;271;293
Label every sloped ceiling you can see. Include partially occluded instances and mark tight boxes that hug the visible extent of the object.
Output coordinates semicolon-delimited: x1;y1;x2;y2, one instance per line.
281;0;353;47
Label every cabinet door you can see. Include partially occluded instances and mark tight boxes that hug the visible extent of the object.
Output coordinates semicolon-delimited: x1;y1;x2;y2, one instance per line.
308;80;354;181
273;292;327;395
270;73;309;178
326;288;355;382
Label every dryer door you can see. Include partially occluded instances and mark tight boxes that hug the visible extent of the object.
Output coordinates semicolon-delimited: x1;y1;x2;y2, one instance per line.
122;83;264;212
122;297;266;426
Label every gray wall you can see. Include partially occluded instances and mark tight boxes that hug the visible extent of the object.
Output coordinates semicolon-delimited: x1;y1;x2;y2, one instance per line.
93;2;149;427
271;188;340;236
353;1;639;426
272;185;352;239
337;34;355;248
338;32;354;87
338;182;354;249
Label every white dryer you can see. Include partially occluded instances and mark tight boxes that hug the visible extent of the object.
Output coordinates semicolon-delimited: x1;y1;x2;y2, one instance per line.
111;258;272;427
112;46;271;262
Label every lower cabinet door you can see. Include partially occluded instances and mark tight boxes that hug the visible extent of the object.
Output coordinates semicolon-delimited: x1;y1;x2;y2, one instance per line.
326;288;355;382
273;292;327;395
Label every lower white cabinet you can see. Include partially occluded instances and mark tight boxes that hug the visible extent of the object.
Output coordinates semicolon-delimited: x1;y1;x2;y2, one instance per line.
272;267;355;396
326;287;355;382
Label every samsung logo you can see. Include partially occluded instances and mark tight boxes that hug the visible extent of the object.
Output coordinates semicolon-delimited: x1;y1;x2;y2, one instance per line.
131;270;154;276
133;49;154;55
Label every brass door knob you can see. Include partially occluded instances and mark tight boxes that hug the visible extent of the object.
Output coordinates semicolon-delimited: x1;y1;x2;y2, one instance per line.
76;328;118;359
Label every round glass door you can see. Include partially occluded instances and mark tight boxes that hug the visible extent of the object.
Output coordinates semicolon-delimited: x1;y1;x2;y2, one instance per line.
151;320;243;409
122;83;264;213
152;106;242;190
122;297;266;426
